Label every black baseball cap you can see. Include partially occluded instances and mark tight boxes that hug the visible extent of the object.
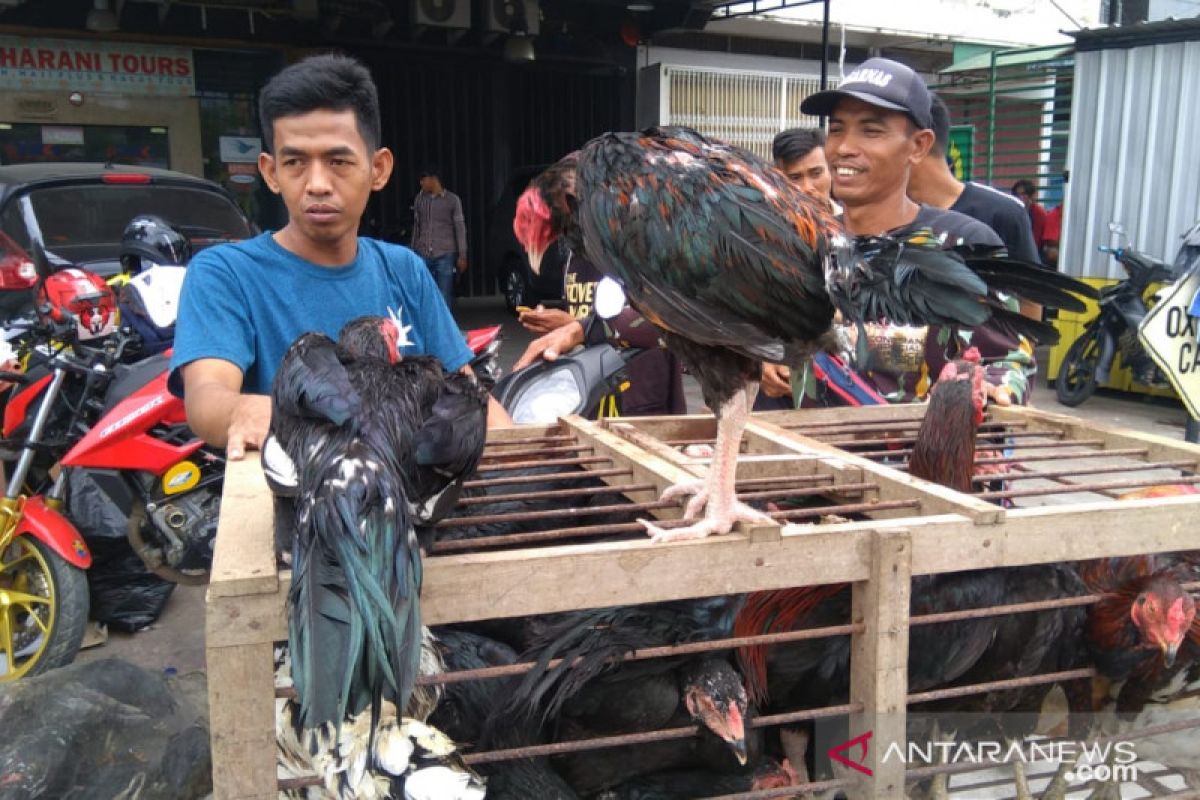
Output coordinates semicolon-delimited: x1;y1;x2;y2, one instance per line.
800;57;933;130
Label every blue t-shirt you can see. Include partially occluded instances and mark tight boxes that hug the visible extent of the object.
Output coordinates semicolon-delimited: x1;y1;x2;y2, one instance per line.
168;233;473;396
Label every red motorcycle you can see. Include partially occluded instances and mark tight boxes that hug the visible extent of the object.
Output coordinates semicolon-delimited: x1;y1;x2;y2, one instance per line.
0;261;503;679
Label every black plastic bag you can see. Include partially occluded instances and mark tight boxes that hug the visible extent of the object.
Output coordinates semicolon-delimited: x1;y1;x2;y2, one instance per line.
68;470;175;632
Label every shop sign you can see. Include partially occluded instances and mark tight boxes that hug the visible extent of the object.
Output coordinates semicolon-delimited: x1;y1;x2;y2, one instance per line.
0;36;194;96
1138;269;1200;418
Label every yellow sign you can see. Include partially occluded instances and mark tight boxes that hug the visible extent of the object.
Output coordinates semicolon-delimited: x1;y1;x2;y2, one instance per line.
1138;271;1200;418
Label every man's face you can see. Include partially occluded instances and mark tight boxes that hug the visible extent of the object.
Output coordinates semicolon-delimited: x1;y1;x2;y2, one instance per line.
258;109;391;248
777;147;833;206
1014;189;1032;208
824;97;928;207
419;175;438;193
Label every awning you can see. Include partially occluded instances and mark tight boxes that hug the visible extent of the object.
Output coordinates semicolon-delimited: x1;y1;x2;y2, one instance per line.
941;44;1073;74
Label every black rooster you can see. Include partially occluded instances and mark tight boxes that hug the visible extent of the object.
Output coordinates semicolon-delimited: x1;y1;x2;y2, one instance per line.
265;315;489;749
513;126;1095;542
499;598;757;794
428;628;580;800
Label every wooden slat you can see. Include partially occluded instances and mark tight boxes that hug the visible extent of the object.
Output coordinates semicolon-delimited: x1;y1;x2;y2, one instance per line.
560;415;696;515
760;405;929;426
207;478;1200;649
207;640;276;800
208;454;277;598
744;419;1004;525
991;405;1200;469
606;420;704;471
850;530;912;798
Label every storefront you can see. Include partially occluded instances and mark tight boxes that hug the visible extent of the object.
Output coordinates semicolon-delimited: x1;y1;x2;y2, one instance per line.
0;34;283;228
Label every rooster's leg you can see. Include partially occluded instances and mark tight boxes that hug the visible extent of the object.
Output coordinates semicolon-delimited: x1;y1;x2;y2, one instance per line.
642;384;773;543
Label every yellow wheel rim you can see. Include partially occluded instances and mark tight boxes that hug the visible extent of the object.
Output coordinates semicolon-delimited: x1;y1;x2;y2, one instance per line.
0;538;56;681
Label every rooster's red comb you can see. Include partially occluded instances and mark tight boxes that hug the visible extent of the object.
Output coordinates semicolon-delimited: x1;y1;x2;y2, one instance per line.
513;186;551;248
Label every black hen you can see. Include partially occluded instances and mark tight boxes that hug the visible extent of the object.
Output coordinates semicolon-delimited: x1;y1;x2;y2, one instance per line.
513;126;1096;543
499;598;756;794
266;315;488;743
428;628;579;800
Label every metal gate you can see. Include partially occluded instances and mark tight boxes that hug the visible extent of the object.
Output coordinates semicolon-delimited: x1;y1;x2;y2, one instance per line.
934;44;1074;207
642;63;837;160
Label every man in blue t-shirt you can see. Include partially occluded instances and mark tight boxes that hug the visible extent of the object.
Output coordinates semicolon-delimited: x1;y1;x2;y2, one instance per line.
170;54;510;459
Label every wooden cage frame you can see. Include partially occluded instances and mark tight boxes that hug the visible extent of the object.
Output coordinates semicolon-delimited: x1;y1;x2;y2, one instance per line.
205;405;1200;799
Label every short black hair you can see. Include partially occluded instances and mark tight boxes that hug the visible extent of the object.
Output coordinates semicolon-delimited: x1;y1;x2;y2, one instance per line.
1012;179;1036;197
418;163;442;180
929;93;950;156
772;127;826;164
258;53;381;154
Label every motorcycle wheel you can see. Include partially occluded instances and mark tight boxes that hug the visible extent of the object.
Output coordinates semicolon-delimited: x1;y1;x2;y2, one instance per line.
0;536;88;681
1055;327;1101;407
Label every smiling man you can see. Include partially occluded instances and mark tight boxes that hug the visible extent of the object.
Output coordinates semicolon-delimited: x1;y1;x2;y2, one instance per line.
800;58;1038;405
170;54;509;456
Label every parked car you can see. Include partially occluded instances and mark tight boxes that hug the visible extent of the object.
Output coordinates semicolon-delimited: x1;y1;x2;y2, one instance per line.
0;162;255;320
485;165;567;314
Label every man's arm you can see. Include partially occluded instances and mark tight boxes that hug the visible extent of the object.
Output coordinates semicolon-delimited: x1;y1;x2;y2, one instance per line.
182;358;271;458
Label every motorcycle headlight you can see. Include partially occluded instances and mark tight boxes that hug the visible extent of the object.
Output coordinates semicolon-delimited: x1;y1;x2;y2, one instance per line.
508;367;583;424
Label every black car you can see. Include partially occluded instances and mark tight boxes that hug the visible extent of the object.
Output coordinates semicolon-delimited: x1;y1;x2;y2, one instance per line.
485;165;567;314
0;162;255;319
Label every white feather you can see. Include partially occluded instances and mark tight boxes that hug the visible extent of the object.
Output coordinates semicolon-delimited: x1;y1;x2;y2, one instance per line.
403;766;486;800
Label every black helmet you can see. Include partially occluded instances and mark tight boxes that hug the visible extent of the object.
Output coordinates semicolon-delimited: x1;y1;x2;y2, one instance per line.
119;215;191;273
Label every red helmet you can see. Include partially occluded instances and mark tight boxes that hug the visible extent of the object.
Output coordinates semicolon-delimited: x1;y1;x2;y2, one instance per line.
37;268;118;341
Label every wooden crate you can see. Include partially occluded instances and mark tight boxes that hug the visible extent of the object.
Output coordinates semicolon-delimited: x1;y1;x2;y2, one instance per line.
206;408;1200;799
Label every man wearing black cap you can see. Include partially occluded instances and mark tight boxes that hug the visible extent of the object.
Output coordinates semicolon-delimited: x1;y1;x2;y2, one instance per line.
800;57;1036;405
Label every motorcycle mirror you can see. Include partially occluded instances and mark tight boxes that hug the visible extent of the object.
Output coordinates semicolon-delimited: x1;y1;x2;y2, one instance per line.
594;277;626;320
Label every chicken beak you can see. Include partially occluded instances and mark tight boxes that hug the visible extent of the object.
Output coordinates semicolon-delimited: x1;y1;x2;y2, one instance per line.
732;737;748;765
1163;640;1180;668
527;246;544;276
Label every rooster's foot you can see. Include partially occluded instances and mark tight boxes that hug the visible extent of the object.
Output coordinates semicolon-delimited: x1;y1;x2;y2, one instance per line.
658;479;711;519
641;500;773;543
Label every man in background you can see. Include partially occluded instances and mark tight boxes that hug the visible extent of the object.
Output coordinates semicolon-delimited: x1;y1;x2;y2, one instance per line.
757;127;838;409
771;127;836;212
909;93;1044;320
1012;178;1048;255
801;56;1034;405
411;163;467;310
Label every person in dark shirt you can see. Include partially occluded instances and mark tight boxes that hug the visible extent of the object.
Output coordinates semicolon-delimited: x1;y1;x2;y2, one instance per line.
909;93;1045;320
514;241;686;416
801;57;1035;405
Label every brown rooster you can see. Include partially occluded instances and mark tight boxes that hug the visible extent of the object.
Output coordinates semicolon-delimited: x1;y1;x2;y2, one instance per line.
908;347;986;493
1036;556;1200;797
1076;555;1197;708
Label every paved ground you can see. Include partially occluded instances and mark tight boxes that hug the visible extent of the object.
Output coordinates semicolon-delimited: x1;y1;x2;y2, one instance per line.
75;295;1200;676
